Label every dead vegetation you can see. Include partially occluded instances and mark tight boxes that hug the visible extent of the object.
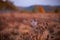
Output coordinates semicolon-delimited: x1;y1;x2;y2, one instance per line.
0;13;60;40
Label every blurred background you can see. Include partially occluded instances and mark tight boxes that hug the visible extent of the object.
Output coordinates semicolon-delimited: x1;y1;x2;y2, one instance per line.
0;0;60;13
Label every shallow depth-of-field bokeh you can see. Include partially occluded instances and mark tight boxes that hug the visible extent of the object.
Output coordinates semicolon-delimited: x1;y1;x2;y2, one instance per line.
0;0;60;40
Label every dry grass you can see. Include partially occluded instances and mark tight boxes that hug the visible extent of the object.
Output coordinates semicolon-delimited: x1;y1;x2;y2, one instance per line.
0;12;60;40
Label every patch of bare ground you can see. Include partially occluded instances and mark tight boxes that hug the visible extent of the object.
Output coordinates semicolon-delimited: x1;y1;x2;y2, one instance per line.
0;13;60;40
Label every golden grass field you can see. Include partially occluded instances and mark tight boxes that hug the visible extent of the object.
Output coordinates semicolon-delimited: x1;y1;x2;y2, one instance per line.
0;12;60;40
